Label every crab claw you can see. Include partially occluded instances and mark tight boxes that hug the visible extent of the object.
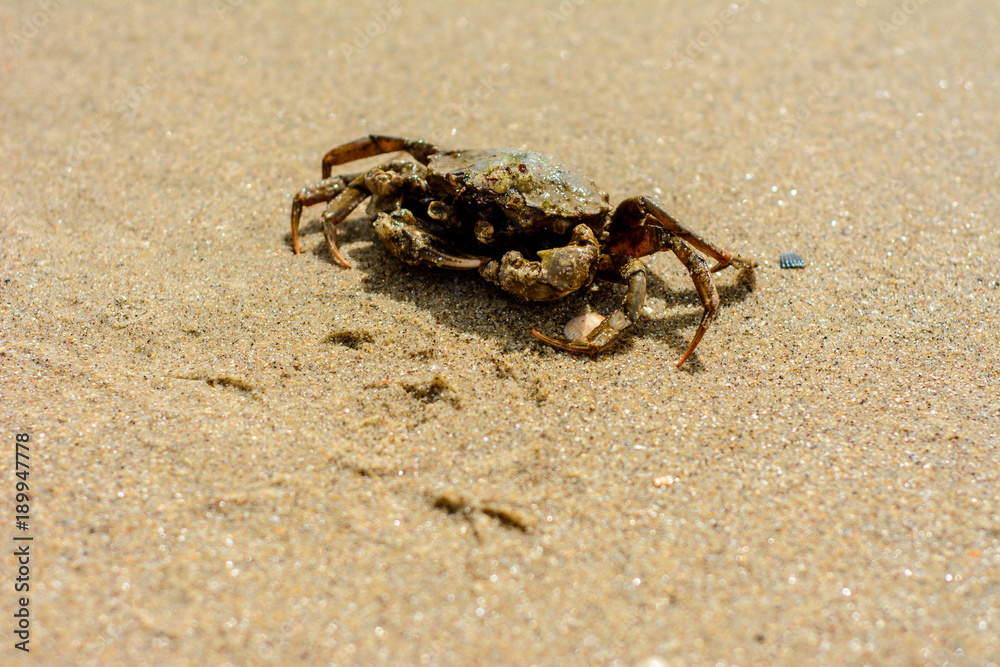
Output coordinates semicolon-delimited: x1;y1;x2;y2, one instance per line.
532;256;648;358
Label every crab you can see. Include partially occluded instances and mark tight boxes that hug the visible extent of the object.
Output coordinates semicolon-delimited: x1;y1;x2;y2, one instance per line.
290;135;756;366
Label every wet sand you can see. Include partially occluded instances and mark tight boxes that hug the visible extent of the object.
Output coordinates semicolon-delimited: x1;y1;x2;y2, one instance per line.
1;1;998;664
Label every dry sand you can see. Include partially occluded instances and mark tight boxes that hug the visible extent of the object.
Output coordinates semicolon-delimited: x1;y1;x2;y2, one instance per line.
1;1;998;665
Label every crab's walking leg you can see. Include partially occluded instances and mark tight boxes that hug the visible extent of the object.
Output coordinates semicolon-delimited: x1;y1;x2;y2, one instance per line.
600;224;723;366
322;135;439;178
374;209;488;269
613;196;756;274
290;172;363;255
531;255;647;356
317;175;372;268
667;236;720;367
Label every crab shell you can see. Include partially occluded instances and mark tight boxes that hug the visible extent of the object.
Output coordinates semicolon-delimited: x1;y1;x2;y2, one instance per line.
425;148;613;243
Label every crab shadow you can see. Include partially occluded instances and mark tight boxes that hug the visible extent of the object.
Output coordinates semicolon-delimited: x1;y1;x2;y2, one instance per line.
292;217;755;367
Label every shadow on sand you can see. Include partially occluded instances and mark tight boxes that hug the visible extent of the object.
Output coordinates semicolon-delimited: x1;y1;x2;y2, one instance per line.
290;216;755;370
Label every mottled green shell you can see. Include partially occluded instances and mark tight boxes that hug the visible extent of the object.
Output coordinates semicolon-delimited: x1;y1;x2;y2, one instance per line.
427;148;611;236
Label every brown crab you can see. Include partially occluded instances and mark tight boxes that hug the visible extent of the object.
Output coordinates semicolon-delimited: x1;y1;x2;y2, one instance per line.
290;135;755;365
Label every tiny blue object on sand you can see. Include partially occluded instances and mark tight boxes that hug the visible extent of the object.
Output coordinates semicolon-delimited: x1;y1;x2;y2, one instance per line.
779;252;806;269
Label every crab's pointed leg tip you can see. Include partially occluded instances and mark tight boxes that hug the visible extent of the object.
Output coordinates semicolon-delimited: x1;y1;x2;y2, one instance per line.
530;329;554;344
329;247;352;268
676;344;697;368
531;329;577;353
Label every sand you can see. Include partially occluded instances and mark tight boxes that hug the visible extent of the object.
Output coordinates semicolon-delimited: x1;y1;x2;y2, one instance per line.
1;1;998;664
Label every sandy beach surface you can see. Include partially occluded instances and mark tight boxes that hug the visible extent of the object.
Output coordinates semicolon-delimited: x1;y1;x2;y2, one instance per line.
2;1;998;664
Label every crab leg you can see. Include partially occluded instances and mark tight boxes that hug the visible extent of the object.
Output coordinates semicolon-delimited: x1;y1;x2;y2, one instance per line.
666;236;719;367
531;255;647;356
290;172;364;255
612;196;756;273
322;135;439;178
534;233;721;365
318;176;371;268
